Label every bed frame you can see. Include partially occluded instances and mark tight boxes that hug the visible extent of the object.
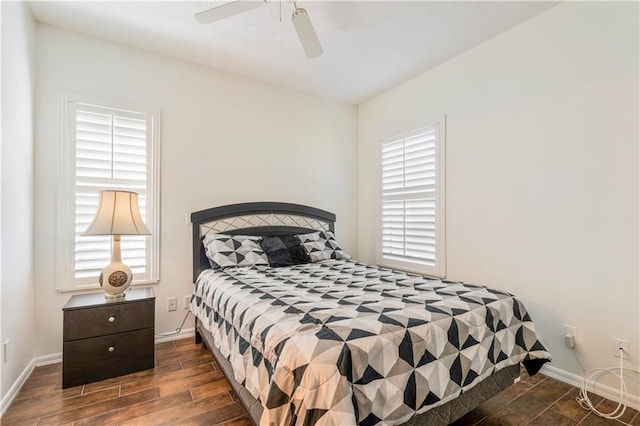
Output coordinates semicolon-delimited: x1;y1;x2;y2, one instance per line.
191;202;519;426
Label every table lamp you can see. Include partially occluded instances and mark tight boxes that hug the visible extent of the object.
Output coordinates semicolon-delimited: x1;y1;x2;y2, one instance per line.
83;190;151;299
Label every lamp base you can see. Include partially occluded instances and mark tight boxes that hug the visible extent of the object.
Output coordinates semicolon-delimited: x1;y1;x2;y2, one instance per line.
99;261;132;299
104;291;127;300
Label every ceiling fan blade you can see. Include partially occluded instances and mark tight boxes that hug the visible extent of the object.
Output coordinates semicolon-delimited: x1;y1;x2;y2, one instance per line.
195;0;265;24
291;8;323;59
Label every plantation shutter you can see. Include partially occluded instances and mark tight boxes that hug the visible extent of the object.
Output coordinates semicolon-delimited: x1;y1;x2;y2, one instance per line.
380;123;444;275
72;103;151;281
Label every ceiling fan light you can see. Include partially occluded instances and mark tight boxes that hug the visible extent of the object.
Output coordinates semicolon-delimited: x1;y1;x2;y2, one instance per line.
292;8;323;59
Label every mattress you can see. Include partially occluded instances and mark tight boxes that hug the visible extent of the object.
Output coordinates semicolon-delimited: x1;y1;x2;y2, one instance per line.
190;259;551;426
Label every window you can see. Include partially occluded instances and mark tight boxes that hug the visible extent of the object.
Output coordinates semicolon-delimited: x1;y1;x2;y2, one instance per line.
379;119;445;277
57;97;160;291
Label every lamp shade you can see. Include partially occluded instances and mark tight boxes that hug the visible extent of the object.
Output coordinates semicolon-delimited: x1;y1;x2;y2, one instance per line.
83;190;151;236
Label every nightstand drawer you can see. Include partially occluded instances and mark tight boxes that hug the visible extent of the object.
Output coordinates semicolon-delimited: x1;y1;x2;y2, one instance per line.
63;299;154;340
62;328;154;388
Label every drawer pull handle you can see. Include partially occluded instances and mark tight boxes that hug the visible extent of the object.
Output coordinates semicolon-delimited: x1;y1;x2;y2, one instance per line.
108;316;116;323
108;346;115;353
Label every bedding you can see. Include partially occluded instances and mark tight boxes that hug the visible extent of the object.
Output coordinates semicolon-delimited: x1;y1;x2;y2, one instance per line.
190;259;551;426
261;234;311;267
296;230;351;262
202;233;269;269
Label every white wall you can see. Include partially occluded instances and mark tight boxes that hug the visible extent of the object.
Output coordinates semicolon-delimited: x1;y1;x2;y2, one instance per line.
0;0;36;408
359;1;639;399
33;25;358;356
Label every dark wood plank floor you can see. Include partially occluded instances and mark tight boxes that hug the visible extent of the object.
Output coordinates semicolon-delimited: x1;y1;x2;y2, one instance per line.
453;369;640;426
1;338;638;425
1;338;251;426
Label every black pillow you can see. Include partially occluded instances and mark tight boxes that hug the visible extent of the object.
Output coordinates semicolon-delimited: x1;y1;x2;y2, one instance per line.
260;235;310;267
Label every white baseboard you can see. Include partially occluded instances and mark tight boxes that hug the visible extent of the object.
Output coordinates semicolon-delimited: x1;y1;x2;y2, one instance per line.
0;358;35;418
154;327;195;343
0;329;195;417
34;351;63;366
541;364;640;411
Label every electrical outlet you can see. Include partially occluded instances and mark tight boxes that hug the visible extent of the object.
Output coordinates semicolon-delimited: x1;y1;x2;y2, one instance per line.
3;340;9;363
183;295;191;310
167;297;177;311
613;338;630;359
565;325;578;341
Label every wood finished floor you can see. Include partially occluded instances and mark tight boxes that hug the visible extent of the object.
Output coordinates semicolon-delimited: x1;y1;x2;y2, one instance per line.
1;338;250;426
1;338;638;425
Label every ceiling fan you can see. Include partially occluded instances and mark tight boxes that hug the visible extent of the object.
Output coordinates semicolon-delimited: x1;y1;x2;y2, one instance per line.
195;0;323;59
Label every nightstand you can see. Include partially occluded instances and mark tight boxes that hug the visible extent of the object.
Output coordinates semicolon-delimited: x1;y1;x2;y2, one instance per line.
62;287;155;389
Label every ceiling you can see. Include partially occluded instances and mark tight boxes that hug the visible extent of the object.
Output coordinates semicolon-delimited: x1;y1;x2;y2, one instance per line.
27;1;559;104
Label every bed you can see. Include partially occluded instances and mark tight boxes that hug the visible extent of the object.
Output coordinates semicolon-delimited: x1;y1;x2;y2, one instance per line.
189;202;551;426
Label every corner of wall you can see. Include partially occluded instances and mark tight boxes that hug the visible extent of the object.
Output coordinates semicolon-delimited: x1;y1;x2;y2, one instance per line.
0;0;37;410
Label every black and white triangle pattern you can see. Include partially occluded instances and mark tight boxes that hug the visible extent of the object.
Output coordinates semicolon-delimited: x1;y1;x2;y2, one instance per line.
202;233;269;269
297;230;351;262
191;259;551;426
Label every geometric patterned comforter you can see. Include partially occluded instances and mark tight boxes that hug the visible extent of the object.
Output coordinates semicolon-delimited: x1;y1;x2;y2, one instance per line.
190;259;551;426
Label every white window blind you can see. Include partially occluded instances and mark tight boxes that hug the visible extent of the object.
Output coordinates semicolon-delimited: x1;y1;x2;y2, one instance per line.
58;99;160;290
379;121;445;277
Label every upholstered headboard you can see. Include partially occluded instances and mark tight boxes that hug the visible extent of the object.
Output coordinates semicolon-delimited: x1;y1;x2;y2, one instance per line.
191;202;336;282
